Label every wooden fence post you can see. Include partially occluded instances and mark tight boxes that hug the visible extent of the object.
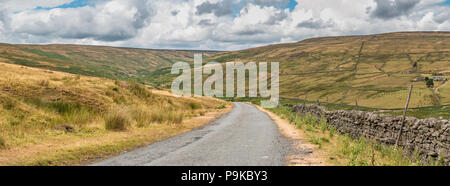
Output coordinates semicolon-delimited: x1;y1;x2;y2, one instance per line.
395;85;413;148
356;100;358;110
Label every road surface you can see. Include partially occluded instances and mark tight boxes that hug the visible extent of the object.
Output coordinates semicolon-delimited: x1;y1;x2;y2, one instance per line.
92;102;290;166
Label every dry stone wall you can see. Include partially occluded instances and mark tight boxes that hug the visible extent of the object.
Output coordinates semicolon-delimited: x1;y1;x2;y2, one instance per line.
291;104;450;165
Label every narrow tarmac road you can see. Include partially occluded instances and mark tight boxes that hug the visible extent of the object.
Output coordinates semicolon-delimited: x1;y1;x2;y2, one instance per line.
92;102;290;166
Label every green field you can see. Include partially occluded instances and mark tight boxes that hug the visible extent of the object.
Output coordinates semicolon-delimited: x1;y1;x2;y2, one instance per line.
209;32;450;110
1;32;449;116
0;43;221;86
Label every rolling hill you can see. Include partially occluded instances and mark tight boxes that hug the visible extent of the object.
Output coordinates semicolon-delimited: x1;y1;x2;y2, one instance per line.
0;62;228;165
0;32;449;110
0;43;221;86
209;32;450;109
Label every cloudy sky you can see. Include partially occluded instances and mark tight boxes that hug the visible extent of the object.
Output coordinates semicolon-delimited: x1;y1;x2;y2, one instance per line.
0;0;449;50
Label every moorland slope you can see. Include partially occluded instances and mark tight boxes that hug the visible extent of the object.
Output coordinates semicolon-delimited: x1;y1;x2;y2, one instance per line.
210;32;450;109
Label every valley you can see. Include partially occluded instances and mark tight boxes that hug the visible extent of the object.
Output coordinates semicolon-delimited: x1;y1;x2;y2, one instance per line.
0;31;449;165
209;32;450;109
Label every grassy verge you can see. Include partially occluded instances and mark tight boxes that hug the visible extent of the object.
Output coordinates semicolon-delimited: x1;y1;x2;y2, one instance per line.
2;107;231;166
267;105;444;166
0;96;231;166
0;63;231;165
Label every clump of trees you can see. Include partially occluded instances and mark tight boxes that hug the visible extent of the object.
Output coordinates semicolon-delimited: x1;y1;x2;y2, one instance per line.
425;77;434;88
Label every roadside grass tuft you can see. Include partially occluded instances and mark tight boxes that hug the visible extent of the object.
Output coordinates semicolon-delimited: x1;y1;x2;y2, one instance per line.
131;108;152;128
26;99;96;125
127;80;153;99
130;105;185;127
0;137;5;149
165;110;184;124
104;108;131;131
306;125;315;132
189;102;203;110
319;117;328;133
320;137;330;143
216;103;226;109
328;126;336;138
1;97;17;110
150;110;184;124
309;136;323;148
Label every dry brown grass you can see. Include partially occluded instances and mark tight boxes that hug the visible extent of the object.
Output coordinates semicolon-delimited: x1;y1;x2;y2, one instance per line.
104;107;131;131
209;32;450;109
0;62;231;165
0;104;232;166
0;137;5;149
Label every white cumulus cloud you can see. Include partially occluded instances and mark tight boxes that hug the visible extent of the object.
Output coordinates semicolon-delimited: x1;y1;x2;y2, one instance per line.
0;0;448;50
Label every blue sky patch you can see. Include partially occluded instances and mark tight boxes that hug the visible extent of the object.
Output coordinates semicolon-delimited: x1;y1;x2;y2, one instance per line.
231;0;298;17
285;0;298;11
441;0;450;5
35;0;92;10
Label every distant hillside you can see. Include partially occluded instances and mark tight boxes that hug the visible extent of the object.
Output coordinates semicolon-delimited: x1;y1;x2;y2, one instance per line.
0;43;221;86
1;32;449;109
209;32;450;109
